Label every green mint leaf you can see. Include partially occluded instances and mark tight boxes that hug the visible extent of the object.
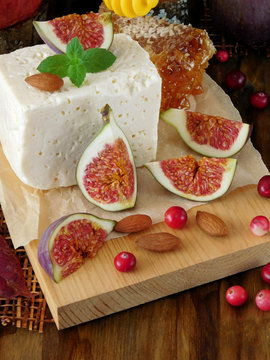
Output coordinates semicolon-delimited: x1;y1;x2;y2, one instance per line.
66;37;84;60
82;48;116;73
37;37;117;88
68;63;86;87
37;54;70;78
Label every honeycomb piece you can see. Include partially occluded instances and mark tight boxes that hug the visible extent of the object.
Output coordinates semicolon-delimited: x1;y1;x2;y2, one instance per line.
99;3;216;111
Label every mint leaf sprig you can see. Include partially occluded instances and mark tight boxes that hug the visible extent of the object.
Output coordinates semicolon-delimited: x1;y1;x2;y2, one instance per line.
37;37;117;88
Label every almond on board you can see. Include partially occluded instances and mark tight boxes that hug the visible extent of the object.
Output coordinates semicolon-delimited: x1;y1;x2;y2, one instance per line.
114;214;152;233
135;232;180;252
196;210;228;237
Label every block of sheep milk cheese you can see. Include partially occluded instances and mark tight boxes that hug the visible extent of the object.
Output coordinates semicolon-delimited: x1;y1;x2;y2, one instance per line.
0;34;161;189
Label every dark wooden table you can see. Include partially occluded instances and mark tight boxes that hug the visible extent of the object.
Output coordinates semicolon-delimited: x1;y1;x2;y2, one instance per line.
1;4;270;360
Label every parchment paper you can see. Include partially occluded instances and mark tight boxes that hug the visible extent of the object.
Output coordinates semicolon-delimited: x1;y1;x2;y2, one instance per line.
0;74;268;248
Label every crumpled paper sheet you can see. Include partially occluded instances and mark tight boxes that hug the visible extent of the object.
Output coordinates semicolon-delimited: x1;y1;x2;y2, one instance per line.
0;74;268;248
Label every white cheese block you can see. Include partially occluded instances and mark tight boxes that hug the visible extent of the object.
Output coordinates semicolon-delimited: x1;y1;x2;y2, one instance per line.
0;34;161;190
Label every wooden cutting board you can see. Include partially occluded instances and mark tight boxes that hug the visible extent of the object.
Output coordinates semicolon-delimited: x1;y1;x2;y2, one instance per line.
25;184;270;330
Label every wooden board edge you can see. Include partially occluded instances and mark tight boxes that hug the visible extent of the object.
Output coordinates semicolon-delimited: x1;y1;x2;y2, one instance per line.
55;241;270;329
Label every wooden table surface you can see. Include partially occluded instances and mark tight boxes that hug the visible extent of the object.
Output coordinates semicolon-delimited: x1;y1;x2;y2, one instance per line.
1;3;270;360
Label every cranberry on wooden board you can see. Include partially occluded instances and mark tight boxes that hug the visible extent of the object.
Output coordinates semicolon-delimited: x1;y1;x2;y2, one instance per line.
257;175;270;198
114;252;136;272
164;206;187;229
250;215;270;237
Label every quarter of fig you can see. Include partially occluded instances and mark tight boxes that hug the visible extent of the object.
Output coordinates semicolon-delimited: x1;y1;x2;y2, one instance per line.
161;108;251;158
76;105;137;211
38;213;116;283
144;155;237;202
33;12;113;53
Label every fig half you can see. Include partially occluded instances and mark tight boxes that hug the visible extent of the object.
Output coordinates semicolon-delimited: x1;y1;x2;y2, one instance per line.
161;108;251;158
76;105;137;211
33;12;113;53
38;213;116;283
144;155;237;202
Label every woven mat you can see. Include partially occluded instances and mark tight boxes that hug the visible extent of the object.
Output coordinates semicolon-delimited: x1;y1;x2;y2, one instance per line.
0;206;54;332
0;1;269;333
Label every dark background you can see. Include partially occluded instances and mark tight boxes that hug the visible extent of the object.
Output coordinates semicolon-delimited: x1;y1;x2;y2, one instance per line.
47;0;101;18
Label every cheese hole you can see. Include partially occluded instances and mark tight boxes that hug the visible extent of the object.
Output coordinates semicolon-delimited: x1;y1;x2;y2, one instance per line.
38;151;42;156
76;107;80;111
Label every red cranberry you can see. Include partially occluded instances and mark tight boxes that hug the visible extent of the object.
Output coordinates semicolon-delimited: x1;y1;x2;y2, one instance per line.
216;49;229;63
258;175;270;198
226;70;246;90
255;289;270;311
114;251;136;272
164;206;187;229
250;215;269;236
225;285;248;306
261;263;270;284
250;91;269;109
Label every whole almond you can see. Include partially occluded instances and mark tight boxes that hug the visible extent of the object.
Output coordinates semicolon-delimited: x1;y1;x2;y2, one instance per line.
135;232;180;252
25;73;63;92
114;214;152;233
196;211;228;237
